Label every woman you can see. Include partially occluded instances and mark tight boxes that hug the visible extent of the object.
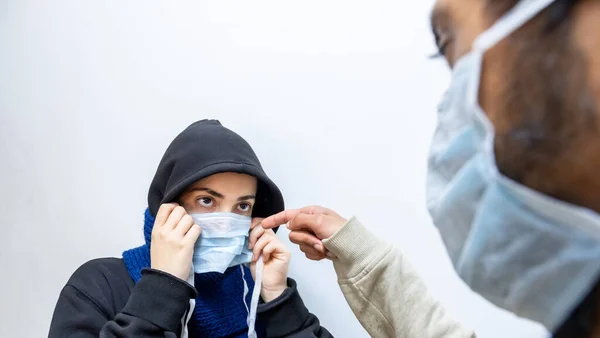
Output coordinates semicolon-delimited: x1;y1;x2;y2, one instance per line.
49;120;332;337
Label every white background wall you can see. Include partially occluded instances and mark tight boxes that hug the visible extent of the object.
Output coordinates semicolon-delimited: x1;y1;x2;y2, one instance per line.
0;1;548;337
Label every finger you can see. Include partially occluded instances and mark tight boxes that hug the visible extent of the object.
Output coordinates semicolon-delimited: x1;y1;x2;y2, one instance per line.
288;213;326;233
289;230;322;250
251;217;264;230
154;203;178;229
298;243;326;258
183;224;202;246
297;205;331;215
173;214;195;237
248;225;266;249
261;206;331;229
164;206;187;230
305;251;326;261
262;241;278;263
252;232;273;262
261;209;301;229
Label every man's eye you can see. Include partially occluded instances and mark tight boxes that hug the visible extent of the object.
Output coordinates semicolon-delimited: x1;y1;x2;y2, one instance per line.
198;197;214;207
238;203;251;212
430;40;449;59
430;28;452;60
437;41;449;56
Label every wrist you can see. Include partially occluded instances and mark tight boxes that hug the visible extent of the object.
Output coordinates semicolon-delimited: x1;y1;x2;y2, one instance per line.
261;285;288;303
321;217;347;240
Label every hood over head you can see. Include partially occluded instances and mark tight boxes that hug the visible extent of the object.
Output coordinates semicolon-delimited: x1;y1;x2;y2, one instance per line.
147;119;284;222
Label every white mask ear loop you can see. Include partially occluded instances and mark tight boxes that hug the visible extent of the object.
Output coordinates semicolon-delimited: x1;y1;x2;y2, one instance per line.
181;264;196;338
467;0;557;162
240;257;264;338
474;0;556;52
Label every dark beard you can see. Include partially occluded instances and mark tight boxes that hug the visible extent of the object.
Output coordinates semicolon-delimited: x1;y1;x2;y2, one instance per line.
495;35;600;337
485;2;599;337
554;281;600;338
491;8;598;207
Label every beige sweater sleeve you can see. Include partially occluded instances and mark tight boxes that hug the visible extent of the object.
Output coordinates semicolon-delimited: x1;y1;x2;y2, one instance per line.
322;217;476;338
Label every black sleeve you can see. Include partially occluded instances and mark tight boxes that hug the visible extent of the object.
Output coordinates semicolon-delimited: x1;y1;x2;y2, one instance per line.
257;278;334;338
49;265;196;338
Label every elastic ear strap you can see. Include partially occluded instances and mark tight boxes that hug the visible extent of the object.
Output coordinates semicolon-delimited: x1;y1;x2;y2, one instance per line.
247;257;264;338
241;265;250;313
181;266;196;338
474;0;556;51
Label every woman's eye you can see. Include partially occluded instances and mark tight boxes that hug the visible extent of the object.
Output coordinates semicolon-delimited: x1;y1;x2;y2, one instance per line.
197;197;214;207
238;203;251;212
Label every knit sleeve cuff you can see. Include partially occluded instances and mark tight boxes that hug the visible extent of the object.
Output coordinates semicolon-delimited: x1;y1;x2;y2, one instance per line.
121;268;197;332
257;278;309;335
323;216;393;279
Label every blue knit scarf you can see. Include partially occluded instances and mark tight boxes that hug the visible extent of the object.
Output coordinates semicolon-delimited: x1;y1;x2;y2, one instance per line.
123;209;261;338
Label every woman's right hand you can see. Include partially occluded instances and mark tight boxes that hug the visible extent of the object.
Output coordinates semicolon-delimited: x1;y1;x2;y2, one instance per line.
150;203;202;281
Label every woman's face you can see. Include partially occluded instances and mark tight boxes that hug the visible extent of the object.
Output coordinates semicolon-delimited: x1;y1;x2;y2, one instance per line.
178;172;258;216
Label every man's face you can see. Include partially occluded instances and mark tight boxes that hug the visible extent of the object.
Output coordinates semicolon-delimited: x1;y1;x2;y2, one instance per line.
431;0;600;212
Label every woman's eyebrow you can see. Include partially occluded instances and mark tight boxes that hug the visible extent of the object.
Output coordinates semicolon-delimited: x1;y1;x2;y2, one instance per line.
237;195;256;201
187;187;224;198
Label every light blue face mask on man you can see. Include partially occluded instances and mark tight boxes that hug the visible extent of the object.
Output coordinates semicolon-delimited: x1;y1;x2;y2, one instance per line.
189;212;263;338
426;0;600;331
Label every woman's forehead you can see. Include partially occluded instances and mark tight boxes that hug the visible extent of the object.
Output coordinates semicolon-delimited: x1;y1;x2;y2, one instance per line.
186;173;258;194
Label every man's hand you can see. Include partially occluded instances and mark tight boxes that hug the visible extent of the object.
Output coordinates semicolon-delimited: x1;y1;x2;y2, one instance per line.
248;218;291;302
260;206;347;261
150;203;202;281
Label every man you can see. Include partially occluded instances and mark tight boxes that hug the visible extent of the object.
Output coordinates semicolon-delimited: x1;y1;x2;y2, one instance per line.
261;1;600;337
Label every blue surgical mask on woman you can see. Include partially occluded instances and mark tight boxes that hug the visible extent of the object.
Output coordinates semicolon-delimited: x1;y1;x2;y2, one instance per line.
191;212;263;338
191;212;254;274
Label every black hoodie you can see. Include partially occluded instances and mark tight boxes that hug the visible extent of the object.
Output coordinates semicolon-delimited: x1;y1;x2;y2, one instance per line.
48;120;333;338
147;119;284;219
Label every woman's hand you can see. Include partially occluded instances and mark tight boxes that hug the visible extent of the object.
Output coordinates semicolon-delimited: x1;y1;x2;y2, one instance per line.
150;203;202;281
248;218;290;302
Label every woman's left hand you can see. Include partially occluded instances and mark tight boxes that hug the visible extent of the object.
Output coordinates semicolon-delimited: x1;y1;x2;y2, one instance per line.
248;218;290;302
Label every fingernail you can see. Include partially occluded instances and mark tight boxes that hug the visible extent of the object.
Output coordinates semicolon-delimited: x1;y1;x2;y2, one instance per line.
313;244;323;252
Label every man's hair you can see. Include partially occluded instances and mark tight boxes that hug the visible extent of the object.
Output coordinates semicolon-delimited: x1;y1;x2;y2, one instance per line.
483;1;598;337
486;0;578;24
